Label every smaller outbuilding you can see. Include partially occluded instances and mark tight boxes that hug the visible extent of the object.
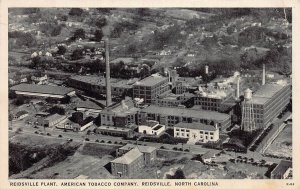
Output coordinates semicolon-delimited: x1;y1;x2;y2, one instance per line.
138;120;166;136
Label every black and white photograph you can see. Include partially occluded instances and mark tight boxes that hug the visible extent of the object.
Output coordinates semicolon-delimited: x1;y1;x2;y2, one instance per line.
7;7;293;180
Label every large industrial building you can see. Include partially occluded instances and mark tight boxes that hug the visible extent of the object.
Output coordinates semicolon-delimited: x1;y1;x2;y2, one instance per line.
193;73;242;112
154;92;195;108
67;75;138;97
138;105;231;128
10;84;75;99
241;82;291;131
100;98;140;127
133;74;169;104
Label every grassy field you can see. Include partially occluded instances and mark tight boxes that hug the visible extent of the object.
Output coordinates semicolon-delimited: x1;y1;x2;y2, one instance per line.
265;124;292;158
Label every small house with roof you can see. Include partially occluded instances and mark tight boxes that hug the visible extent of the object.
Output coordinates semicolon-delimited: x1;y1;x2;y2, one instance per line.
138;120;166;136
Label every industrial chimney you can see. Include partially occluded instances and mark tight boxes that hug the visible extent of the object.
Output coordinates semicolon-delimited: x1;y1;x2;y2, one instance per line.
262;63;266;85
104;37;112;107
236;76;240;99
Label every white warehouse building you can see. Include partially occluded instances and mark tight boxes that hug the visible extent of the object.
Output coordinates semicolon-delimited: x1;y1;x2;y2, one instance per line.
173;122;219;144
138;120;166;136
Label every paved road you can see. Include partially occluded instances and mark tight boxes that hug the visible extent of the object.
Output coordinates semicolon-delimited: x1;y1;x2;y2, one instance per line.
9;114;289;165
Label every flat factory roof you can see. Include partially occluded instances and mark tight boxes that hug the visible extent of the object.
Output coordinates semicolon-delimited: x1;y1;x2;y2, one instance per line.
77;100;103;110
101;99;140;116
251;83;289;105
134;74;167;87
11;84;74;96
141;105;230;121
254;84;286;98
98;126;131;132
174;122;217;131
70;75;138;89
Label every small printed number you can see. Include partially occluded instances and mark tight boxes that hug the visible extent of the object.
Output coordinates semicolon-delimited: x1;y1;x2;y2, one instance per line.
286;183;294;186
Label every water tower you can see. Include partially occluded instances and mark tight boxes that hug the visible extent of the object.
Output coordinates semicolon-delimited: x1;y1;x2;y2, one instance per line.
241;88;256;132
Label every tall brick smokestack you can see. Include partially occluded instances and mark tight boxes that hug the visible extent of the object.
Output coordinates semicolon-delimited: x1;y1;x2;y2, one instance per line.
262;63;265;85
104;37;112;107
236;76;240;99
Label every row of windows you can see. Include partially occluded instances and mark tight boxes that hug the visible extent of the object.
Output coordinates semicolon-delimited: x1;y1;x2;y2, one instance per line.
175;129;215;135
175;132;215;140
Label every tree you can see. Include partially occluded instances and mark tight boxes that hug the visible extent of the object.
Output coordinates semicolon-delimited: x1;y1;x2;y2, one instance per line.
69;8;84;16
16;33;36;47
71;112;83;124
71;49;84;60
166;169;186;179
14;96;25;106
57;45;67;55
127;43;137;54
95;17;107;28
94;29;103;42
59;15;68;21
9;91;17;99
48;106;65;115
137;8;151;16
73;28;85;39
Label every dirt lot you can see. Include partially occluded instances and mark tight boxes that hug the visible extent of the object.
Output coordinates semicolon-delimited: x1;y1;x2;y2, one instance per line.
265;124;292;158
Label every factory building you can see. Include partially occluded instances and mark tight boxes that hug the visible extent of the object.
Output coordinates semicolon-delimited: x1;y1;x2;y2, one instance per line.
194;73;242;112
37;113;67;127
110;148;144;178
138;105;231;128
95;126;134;138
111;145;157;178
133;74;169;104
10;84;75;99
270;160;292;179
173;122;219;144
116;144;157;164
155;92;195;108
241;82;291;130
100;98;140;127
138;120;166;136
67;75;138;97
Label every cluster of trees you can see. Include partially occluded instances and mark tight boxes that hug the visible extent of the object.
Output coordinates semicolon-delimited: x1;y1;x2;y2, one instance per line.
30;56;55;69
47;106;65;115
151;24;185;49
111;21;139;38
193;8;292;23
8;31;36;47
166;169;186;179
70;112;94;126
240;45;291;74
39;22;63;37
69;8;84;16
13;96;29;106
